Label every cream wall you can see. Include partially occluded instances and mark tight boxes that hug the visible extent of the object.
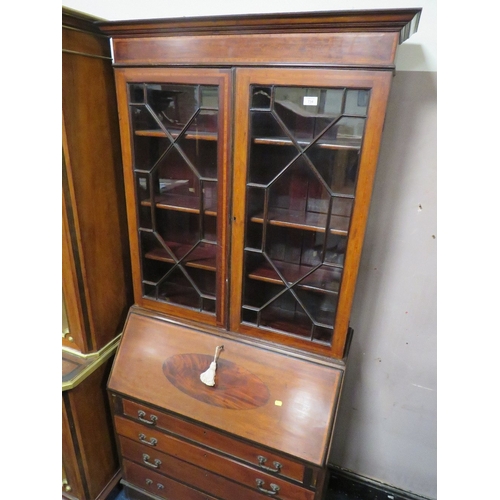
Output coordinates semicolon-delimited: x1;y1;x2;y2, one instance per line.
61;1;437;498
330;70;436;498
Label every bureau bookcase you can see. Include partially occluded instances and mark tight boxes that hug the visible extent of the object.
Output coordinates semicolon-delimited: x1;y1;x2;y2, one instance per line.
99;9;421;500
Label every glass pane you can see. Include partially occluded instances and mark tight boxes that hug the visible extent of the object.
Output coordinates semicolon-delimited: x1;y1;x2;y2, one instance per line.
344;89;369;116
251;86;272;109
242;83;370;346
178;110;218;179
129;84;145;104
295;288;337;325
201;85;219;108
202;180;217;216
336;116;365;142
299;265;342;294
128;82;220;316
147;84;198;133
324;233;348;266
156;147;199;205
269;157;330;216
260;289;313;340
130;104;162;133
248;142;298;185
274;87;343;145
251;112;286;148
243;278;283;311
157;267;201;308
307;147;360;196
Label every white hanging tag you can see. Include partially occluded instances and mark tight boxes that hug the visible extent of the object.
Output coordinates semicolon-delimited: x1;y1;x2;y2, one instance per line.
200;345;224;387
303;96;318;106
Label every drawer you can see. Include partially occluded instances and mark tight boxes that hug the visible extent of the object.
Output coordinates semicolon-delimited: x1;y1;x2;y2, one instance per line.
121;398;307;483
119;435;315;500
116;418;314;500
122;458;217;500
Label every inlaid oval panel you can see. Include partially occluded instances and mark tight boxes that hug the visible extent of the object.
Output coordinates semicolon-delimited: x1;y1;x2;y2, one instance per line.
162;354;270;410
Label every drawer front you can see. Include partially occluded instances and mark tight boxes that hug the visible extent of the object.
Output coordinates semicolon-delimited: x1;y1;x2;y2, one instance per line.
119;435;315;500
122;458;217;500
116;417;312;499
122;398;306;482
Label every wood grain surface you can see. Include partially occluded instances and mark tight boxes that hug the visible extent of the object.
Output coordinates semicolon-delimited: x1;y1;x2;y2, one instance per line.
108;310;343;465
163;353;270;409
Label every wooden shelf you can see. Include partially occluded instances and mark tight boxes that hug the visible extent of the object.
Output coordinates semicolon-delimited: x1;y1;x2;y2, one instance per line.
247;260;341;294
145;285;216;310
253;136;361;150
144;241;217;272
243;306;333;341
251;208;349;235
135;129;218;141
141;193;217;216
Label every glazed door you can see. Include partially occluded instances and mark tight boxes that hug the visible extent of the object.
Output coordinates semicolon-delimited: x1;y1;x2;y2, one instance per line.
115;69;231;327
230;68;392;358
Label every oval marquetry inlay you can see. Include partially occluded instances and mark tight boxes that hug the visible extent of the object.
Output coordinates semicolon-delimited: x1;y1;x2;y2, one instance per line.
162;354;270;410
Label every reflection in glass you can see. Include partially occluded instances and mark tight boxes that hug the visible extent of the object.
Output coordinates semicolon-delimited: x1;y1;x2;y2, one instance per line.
128;83;219;315
242;85;370;346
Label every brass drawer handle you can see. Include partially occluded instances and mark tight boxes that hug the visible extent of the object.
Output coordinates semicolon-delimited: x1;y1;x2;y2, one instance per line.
138;433;157;446
145;479;164;490
138;410;158;425
257;455;282;473
143;453;161;469
256;479;280;496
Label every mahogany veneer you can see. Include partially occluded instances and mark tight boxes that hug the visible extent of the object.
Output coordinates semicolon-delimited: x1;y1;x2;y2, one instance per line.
62;7;132;499
99;9;421;500
109;307;340;499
